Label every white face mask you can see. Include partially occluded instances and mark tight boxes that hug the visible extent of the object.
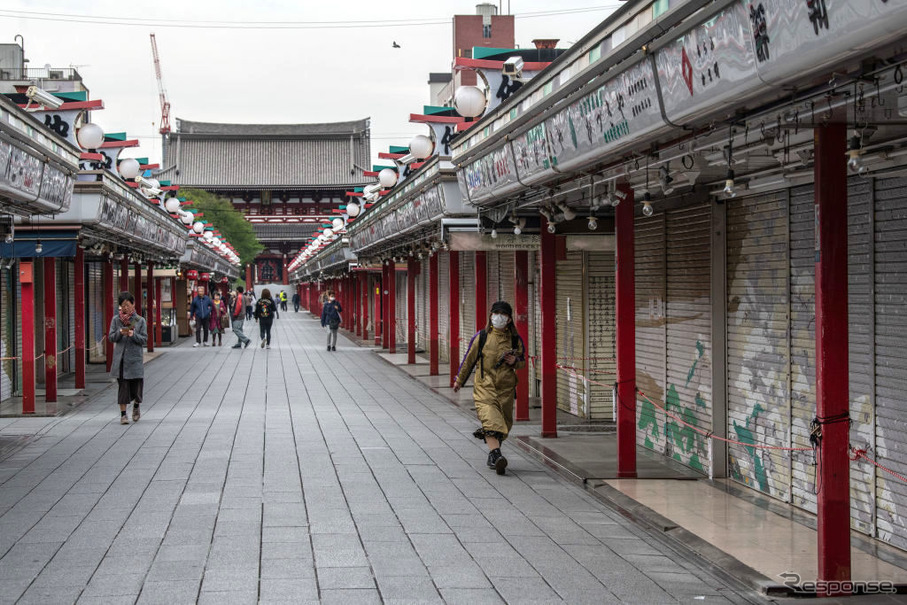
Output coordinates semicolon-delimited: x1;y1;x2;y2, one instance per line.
491;313;509;329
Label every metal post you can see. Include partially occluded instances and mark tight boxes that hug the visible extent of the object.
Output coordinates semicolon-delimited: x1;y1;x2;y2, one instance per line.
514;250;529;421
429;253;439;376
814;123;850;592
616;183;637;477
449;251;460;386
475;251;487;329
146;262;155;353
20;261;35;414
388;259;396;354
540;217;557;438
43;258;57;403
74;247;85;389
105;257;114;372
407;257;416;364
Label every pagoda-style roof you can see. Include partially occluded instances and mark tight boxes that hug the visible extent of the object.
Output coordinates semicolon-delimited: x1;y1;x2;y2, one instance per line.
160;117;371;189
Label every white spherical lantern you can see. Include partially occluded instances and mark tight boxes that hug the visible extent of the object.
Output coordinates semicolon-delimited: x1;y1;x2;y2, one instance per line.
323;228;334;238
346;201;360;218
203;231;214;241
453;86;487;118
76;122;105;150
180;211;194;225
192;221;204;234
118;158;140;179
331;217;344;231
378;168;397;188
409;134;434;160
164;198;181;213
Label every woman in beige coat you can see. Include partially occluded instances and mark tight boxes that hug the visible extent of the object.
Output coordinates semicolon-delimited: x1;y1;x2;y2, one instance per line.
454;300;526;475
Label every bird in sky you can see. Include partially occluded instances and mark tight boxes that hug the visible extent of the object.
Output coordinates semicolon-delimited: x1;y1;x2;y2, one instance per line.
392;41;401;48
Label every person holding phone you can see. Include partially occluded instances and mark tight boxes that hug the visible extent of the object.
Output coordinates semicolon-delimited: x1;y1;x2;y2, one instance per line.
108;291;148;425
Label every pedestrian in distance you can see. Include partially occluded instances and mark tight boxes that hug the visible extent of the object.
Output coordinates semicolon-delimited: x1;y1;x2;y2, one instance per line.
189;285;214;347
108;291;147;425
254;288;278;349
244;288;256;321
230;286;252;349
453;300;525;475
209;290;229;346
280;290;288;312
292;291;300;312
321;290;342;351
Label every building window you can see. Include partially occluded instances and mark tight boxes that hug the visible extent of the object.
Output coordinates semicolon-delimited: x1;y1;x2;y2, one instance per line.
483;24;491;38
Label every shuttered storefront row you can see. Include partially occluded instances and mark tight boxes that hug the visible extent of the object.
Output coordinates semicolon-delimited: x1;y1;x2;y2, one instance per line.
556;251;585;416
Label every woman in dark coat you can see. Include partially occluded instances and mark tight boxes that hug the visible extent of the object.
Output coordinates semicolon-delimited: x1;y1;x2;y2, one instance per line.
254;288;278;349
108;291;148;424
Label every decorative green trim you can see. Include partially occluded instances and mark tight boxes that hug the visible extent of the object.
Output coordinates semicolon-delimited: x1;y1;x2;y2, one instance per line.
56;91;87;102
372;165;394;172
104;132;127;141
473;47;518;60
389;145;409;154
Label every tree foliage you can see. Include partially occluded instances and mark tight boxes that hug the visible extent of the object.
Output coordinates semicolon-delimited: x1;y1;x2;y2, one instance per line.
183;189;263;266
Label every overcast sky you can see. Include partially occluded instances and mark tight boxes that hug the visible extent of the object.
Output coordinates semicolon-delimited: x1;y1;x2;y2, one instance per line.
2;1;620;166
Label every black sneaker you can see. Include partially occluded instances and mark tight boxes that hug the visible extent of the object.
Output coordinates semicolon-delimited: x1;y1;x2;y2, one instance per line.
244;341;250;348
488;448;507;475
486;450;496;469
472;427;486;441
231;344;241;349
332;346;336;351
327;345;331;351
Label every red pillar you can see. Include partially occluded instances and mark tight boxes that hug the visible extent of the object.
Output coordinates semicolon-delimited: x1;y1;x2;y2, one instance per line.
119;256;129;292
74;248;86;390
407;257;416;364
134;262;143;317
155;277;163;347
354;276;361;336
146;262;155;353
449;251;460;386
43;258;57;403
475;251;488;329
105;257;114;373
387;260;396;354
540;217;557;438
616;184;637;477
246;264;253;289
429;253;439;376
514;251;529;421
382;264;389;349
283;259;289;285
360;272;369;341
20;262;35;414
814;123;850;592
374;273;382;346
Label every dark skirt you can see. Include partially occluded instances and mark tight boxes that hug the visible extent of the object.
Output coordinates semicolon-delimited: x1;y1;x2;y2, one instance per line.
118;360;143;406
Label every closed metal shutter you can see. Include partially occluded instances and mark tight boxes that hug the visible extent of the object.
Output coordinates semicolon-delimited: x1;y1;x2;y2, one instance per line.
665;204;712;472
873;176;907;551
635;213;667;451
586;250;615;420
87;262;105;363
460;252;475;362
438;252;450;364
556;251;585;417
1;265;15;401
532;251;541;388
396;269;407;346
726;191;791;502
499;251;515;306
789;184;818;512
486;251;500;312
417;261;428;352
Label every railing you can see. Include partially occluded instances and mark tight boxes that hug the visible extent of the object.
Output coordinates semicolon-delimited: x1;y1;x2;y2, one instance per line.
0;67;82;81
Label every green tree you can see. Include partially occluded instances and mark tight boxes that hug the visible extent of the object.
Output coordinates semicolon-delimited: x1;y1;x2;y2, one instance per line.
182;189;263;266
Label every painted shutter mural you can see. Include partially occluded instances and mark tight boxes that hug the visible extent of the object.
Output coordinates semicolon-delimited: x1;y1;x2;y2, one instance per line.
726;191;792;502
439;252;450;364
460;252;475;363
873;176;907;551
635;213;667;452
586;250;615;420
665;204;712;472
556;251;585;417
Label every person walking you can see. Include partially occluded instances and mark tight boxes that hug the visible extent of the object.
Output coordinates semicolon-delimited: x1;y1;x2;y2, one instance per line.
189;285;214;347
244;288;256;321
280;291;288;312
209;290;229;346
108;291;147;425
254;288;278;349
453;301;526;475
321;290;342;352
292;291;300;313
230;286;252;349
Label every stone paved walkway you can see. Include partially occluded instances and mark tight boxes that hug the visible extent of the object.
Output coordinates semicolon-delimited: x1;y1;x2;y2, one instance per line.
0;313;766;604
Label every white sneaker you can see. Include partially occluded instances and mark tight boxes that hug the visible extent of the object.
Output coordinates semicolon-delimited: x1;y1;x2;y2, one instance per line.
193;343;200;348
203;343;209;347
260;340;266;348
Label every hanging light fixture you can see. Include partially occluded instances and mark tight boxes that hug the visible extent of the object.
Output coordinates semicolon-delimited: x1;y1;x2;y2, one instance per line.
35;240;43;254
723;169;737;197
847;133;866;174
587;216;598;230
490;227;498;239
641;192;654;217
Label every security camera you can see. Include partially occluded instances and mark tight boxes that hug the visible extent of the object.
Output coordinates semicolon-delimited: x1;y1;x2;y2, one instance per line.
142;187;163;198
25;86;63;110
396;153;416;166
363;183;382;196
502;56;525;80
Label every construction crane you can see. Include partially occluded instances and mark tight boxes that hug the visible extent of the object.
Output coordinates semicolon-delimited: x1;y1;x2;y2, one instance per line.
149;33;171;135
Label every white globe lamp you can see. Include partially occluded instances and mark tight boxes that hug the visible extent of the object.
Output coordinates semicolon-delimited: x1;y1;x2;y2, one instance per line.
192;221;204;234
76;122;105;150
164;198;181;213
346;201;361;218
180;211;194;225
453;86;487;118
409;134;434;160
331;217;344;231
378;168;397;188
323;228;334;238
118;158;140;179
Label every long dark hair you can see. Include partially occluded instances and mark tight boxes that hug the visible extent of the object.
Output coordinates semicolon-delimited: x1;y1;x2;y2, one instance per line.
261;288;272;300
